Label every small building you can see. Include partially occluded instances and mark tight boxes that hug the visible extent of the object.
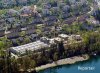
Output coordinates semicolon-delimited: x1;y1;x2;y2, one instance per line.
6;17;16;24
62;5;70;13
30;34;38;41
69;35;82;41
26;29;35;35
7;32;20;39
20;6;32;15
17;0;28;5
78;15;89;23
10;27;21;33
18;37;24;43
26;24;35;30
44;15;58;25
87;17;100;25
69;0;77;4
49;37;62;44
42;9;51;16
19;5;37;16
61;13;71;19
7;9;20;17
32;17;43;24
42;3;51;9
11;39;19;46
45;15;58;22
58;34;69;41
64;17;76;24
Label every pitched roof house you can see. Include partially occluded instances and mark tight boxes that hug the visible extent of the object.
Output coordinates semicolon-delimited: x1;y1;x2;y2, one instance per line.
7;32;20;39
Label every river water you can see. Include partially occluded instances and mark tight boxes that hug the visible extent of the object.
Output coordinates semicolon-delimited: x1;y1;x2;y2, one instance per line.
38;56;100;73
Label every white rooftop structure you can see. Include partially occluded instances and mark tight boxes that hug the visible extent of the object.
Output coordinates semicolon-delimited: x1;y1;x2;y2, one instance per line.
49;37;62;44
58;34;69;38
10;40;49;55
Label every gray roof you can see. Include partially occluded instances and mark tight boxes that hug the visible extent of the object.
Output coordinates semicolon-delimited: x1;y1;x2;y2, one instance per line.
10;40;49;55
7;9;20;15
20;6;32;14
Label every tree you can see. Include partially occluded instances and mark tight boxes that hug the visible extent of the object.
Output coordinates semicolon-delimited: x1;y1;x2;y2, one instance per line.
23;36;31;44
53;52;58;61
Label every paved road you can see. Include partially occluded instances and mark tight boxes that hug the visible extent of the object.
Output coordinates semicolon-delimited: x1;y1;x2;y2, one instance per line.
88;6;94;14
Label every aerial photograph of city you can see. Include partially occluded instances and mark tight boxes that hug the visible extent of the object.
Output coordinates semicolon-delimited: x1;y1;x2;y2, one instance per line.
0;0;100;73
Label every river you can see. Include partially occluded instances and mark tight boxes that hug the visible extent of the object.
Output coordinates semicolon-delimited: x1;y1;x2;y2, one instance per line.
38;56;100;73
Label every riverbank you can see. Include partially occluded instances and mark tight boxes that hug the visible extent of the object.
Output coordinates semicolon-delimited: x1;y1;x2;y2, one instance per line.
35;54;89;72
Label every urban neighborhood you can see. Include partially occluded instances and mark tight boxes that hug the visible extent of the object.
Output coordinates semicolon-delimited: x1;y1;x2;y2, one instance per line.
0;0;100;73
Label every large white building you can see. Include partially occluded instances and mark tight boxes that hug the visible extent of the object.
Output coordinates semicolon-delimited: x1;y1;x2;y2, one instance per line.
10;40;49;56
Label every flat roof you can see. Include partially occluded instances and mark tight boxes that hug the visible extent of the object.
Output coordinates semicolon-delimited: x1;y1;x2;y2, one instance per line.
58;34;69;38
10;40;49;55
